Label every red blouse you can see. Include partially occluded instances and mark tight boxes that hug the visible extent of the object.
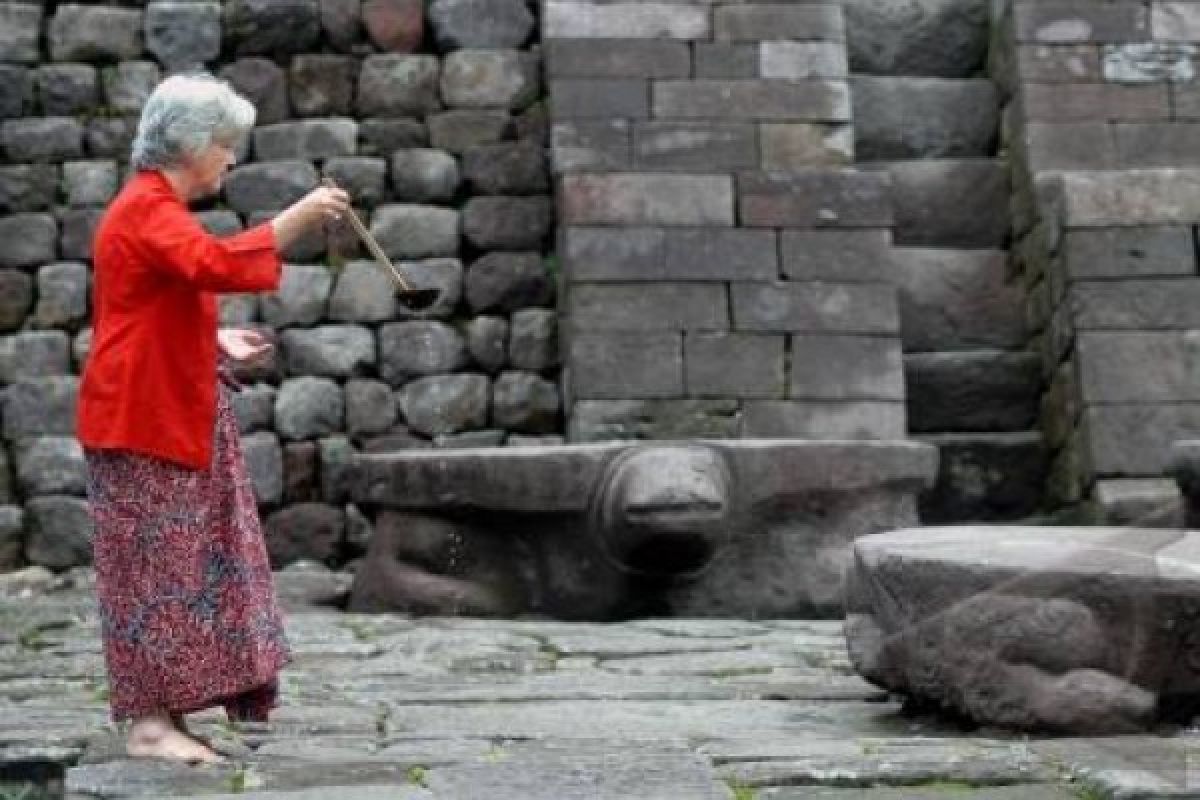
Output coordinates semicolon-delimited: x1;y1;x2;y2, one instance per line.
78;170;282;469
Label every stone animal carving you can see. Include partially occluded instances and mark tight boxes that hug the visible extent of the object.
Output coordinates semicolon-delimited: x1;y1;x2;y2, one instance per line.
348;441;935;619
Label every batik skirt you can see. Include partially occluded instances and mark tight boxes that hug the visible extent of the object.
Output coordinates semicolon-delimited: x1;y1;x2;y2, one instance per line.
85;384;291;722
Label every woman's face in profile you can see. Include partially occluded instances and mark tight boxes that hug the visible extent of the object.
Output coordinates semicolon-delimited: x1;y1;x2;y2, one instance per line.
186;141;237;199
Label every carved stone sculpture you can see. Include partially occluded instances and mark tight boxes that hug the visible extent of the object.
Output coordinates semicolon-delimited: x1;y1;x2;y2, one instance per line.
845;526;1200;733
348;440;936;619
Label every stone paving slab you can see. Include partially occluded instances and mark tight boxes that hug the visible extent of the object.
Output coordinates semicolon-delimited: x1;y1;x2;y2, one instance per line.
2;569;1200;798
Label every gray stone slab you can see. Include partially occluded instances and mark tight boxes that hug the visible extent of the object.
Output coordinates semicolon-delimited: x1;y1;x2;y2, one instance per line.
742;401;906;439
564;227;777;282
714;4;845;42
905;350;1041;433
568;399;741;441
653;79;850;122
1050;168;1200;227
545;39;689;78
569;331;683;399
1063;226;1195;278
560;173;733;226
738;169;892;228
780;230;891;283
633;121;757;171
888;159;1009;247
1071;279;1200;330
852;76;998;160
544;3;711;39
685;332;785;398
918;432;1048;523
731;282;899;334
790;335;903;401
567;283;728;331
549;78;649;119
1013;1;1149;43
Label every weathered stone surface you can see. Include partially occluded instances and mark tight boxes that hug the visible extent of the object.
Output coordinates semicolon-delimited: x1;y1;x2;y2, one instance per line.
0;3;41;64
328;261;395;323
569;332;682;400
760;122;854;169
544;3;710;39
738;169;891;228
241;431;284;506
428;110;512;153
565;227;777;282
0;504;21;568
0;214;57;269
360;118;429;155
400;374;490;435
492;371;560;433
463;142;547;195
888;159;1008;247
231;383;276;434
1086;404;1200;476
260;265;332;328
1106;42;1196;83
1014;1;1148;44
345;379;398;437
462;196;552;250
281;326;376;379
790;336;903;401
1063;226;1194;279
551;120;630;173
224;0;320;55
289;55;358;118
906;350;1040;433
224;161;319;214
654;79;850;123
466;316;508;373
853;77;997;159
685;333;785;399
742;400;905;439
891;248;1024;352
693;43;757;78
732;282;898;335
568;284;727;332
15;437;85;497
465;252;552;313
430;0;533;49
254;120;358;161
61;161;117;208
550;79;648;120
379;321;468;384
362;0;424;53
1047;168;1200;227
509;309;558;372
920;432;1047;522
24;495;91;570
322;158;387;210
49;5;142;62
391;149;460;203
357;55;441;116
561;174;732;227
1091;477;1184;528
0;270;33;332
319;435;356;503
218;58;288;125
0;331;71;384
779;229;890;283
34;65;96;117
99;61;159;116
145;2;221;70
441;50;540;110
86;116;139;160
371;204;461;260
842;525;1200;733
275;377;344;441
391;258;464;320
33;262;88;331
761;41;848;80
1071;280;1200;331
716;4;843;41
841;0;989;77
0;165;57;213
57;208;102;261
546;39;687;79
3;377;78;439
265;503;344;567
2;118;83;164
631;122;756;171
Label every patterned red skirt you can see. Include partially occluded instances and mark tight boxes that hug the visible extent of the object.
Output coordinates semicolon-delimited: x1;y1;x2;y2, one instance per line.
85;385;290;722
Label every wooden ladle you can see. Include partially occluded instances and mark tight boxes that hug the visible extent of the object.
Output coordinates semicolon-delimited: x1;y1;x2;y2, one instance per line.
322;177;442;312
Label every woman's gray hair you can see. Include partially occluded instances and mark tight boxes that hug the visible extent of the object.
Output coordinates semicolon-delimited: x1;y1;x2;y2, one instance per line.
131;74;255;170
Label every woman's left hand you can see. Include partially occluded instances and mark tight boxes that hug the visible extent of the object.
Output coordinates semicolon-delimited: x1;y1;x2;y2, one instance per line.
217;327;273;365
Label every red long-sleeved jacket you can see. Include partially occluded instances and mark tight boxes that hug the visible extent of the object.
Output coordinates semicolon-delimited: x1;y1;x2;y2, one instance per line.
78;170;282;469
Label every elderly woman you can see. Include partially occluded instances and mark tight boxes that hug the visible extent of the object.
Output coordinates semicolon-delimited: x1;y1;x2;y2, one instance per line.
77;74;349;764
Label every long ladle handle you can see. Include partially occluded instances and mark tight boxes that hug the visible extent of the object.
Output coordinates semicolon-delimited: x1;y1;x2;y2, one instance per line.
321;177;415;292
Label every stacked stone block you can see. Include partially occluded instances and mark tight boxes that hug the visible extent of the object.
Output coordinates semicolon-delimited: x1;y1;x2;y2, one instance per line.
997;0;1200;521
0;0;558;572
549;0;908;441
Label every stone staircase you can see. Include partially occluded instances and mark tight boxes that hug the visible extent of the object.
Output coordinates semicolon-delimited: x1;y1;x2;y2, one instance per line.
843;1;1047;523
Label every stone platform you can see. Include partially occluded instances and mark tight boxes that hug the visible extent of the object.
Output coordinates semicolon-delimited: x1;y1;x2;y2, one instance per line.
2;566;1200;798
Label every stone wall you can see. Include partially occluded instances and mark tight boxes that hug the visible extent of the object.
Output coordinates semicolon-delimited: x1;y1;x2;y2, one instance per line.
997;0;1200;521
547;0;908;442
0;0;558;572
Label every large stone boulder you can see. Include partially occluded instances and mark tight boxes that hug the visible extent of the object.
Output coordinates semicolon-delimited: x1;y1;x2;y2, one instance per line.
349;440;936;618
844;526;1200;734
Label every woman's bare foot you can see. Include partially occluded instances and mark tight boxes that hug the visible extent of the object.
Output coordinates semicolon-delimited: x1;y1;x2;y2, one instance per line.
127;712;223;764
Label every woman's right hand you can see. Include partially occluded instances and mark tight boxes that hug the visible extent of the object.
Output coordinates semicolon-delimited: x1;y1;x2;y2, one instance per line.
270;186;351;249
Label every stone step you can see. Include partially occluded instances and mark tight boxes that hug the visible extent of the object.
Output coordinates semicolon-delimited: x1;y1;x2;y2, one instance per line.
905;349;1041;433
884;159;1010;247
840;0;990;79
917;431;1048;523
890;247;1025;353
852;76;999;160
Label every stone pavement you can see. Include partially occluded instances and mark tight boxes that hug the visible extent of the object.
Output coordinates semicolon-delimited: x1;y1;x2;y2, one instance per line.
2;565;1200;799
